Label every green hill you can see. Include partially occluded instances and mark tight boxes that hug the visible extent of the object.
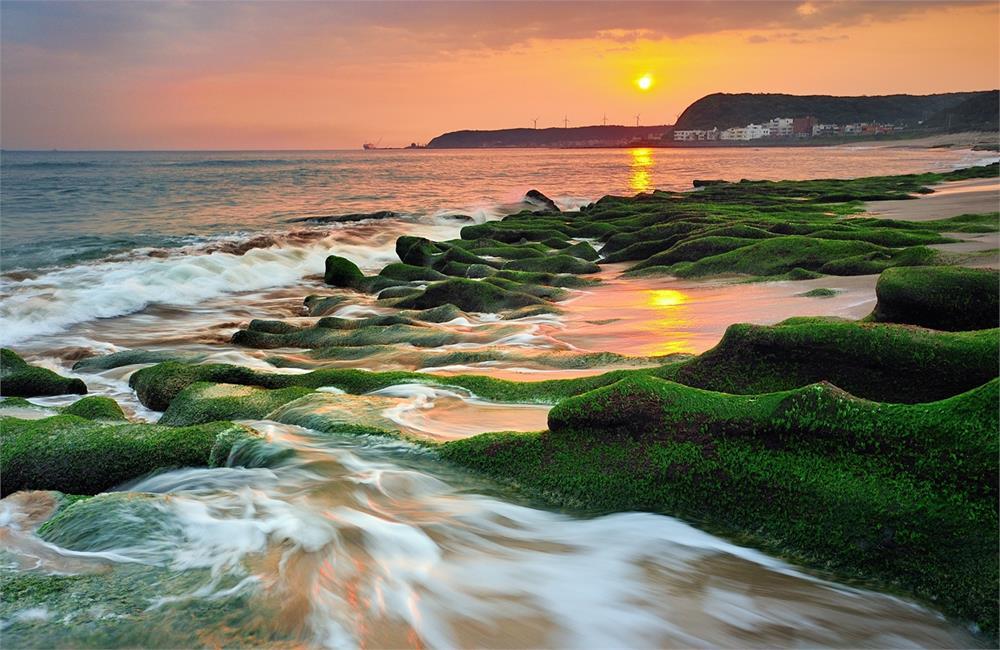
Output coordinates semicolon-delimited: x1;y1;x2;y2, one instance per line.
923;91;999;131
675;91;994;130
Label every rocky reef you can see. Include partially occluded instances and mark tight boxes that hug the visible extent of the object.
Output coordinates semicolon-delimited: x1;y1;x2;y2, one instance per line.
1;348;87;397
6;165;999;641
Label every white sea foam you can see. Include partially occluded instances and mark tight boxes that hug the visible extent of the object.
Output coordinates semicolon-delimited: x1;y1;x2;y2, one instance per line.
0;222;438;346
11;422;975;648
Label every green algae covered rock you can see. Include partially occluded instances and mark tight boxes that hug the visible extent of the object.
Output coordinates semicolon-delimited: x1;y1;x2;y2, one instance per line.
304;294;349;316
158;382;314;426
61;396;127;421
796;288;840;298
128;360;650;413
559;241;600;261
548;376;997;498
1;349;86;398
872;266;999;331
72;349;201;372
378;262;447;282
502;254;600;275
377;285;423;300
440;376;1000;638
661;237;939;279
668;317;998;403
396;236;443;266
0;415;258;495
324;255;365;288
394;278;545;312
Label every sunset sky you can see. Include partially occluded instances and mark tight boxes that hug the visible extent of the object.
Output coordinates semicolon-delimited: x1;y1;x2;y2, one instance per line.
2;0;998;150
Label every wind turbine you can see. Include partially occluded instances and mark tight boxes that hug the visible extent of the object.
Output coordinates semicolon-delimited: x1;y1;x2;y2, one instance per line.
634;114;641;127
602;113;607;126
563;115;570;129
532;117;539;129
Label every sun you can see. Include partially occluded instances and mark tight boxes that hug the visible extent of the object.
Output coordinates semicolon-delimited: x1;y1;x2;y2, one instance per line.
636;74;653;91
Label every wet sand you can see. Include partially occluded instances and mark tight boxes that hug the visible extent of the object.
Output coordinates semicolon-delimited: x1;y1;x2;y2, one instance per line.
863;177;999;221
863;177;999;266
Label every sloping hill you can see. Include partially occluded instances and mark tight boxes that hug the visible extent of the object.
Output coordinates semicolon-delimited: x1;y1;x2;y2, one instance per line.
923;91;999;131
426;125;671;148
675;91;993;130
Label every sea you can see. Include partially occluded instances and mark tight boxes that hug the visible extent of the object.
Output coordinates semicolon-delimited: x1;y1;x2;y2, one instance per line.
1;145;996;648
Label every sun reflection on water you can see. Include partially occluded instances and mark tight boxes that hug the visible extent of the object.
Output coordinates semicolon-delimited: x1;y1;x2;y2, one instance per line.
629;148;653;193
645;288;695;355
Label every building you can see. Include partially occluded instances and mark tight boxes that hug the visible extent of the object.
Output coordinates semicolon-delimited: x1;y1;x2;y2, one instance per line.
812;123;840;136
674;129;705;141
843;123;867;135
792;116;817;137
673;128;719;142
720;127;749;141
767;117;794;137
745;123;771;139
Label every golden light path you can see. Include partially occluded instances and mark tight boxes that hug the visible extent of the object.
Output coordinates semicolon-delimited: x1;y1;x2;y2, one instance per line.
646;288;694;356
629;147;653;193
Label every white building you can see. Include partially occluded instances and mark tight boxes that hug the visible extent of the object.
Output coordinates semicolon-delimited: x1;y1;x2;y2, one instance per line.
674;128;719;142
674;130;704;141
719;127;748;141
843;123;867;135
812;123;840;136
745;123;771;139
767;117;794;137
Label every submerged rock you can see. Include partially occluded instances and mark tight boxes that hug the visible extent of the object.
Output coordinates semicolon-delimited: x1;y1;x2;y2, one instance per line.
158;382;314;426
287;210;399;224
72;349;200;372
1;349;86;398
303;294;349;316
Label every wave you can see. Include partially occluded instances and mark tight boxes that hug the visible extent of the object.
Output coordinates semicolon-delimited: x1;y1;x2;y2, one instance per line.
0;232;397;348
16;424;970;649
155;158;309;168
2;160;104;169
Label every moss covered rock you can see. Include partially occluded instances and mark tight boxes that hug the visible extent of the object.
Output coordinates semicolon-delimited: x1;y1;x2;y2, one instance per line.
61;396;127;421
872;266;999;331
502;254;600;275
72;349;199;372
304;294;349;316
378;262;447;282
394;278;545;312
324;255;365;288
0;415;258;495
158;382;314;426
669;317;998;403
440;376;1000;638
1;349;86;398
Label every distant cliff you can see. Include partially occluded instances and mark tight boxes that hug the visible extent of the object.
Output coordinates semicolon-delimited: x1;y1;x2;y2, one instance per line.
675;91;995;130
426;125;672;149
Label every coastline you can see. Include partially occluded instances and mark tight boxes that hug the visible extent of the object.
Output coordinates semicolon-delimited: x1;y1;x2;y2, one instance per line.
2;162;998;647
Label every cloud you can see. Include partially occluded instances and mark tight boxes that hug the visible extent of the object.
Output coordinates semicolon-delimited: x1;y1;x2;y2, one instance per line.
3;0;993;61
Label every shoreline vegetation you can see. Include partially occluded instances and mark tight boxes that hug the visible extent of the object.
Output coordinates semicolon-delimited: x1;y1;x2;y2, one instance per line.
2;163;999;642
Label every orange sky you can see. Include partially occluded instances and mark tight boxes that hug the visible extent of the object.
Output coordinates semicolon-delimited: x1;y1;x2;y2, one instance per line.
2;1;997;150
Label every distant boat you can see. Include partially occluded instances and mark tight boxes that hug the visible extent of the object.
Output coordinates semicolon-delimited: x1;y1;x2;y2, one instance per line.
363;140;426;151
